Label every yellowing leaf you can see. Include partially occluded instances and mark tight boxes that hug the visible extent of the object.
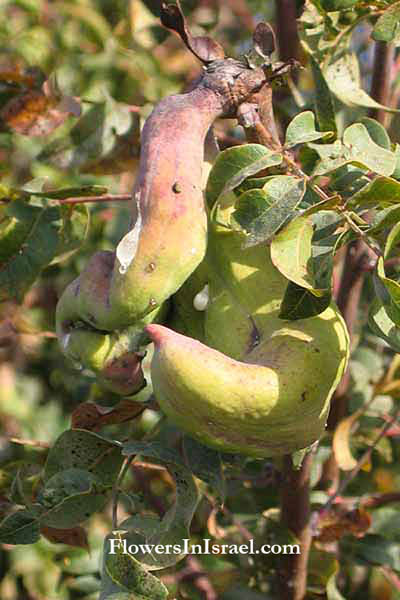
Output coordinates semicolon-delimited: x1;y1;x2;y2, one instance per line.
333;409;363;471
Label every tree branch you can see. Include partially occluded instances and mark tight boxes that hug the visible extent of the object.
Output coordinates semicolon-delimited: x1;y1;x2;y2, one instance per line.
59;193;132;205
279;452;313;600
369;41;395;126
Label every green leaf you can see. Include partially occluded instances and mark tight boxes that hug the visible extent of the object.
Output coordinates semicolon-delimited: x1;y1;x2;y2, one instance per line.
309;140;348;175
320;0;359;9
57;2;112;46
0;509;40;545
233;177;306;247
370;507;400;541
341;534;400;571
122;441;185;467
311;125;396;177
0;200;59;302
102;533;168;600
271;215;321;293
52;204;90;263
234;176;271;196
230;189;272;229
373;256;400;330
308;548;343;598
121;441;199;569
205;144;282;208
373;1;400;42
285;111;332;148
39;99;134;170
343;123;396;177
349;176;400;209
301;195;342;216
310;57;337;136
38;468;109;528
279;281;331;320
325;50;399;112
368;298;400;353
31;185;108;200
393;144;400;180
183;436;226;503
326;574;346;600
384;220;400;259
360;117;391;150
43;429;123;485
329;165;370;199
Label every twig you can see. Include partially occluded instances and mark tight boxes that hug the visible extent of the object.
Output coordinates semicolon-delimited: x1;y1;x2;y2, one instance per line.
186;556;218;600
204;491;253;541
361;492;400;509
59;194;132;205
340;211;382;259
161;557;225;600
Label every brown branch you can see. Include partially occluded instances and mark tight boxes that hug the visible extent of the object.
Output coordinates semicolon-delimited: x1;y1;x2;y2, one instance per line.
58;194;132;205
279;452;313;600
186;556;218;600
275;0;301;64
369;41;395;126
361;492;400;509
161;556;224;600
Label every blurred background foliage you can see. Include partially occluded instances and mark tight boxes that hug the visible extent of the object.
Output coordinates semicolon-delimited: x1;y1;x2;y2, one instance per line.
1;1;400;599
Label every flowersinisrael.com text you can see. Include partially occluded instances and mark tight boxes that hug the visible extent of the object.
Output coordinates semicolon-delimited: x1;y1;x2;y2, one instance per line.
108;538;300;556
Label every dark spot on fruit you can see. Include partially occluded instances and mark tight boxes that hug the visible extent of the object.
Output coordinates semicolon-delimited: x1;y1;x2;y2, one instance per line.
145;262;156;273
172;182;182;193
301;392;307;402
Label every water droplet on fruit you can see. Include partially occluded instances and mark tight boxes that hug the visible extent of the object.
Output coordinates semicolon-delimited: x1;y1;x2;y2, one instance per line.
193;284;209;311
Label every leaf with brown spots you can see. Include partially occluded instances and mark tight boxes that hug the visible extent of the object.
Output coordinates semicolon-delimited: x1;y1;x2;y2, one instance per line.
41;524;89;551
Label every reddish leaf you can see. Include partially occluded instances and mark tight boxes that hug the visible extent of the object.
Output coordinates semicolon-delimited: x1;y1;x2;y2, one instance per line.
71;399;146;431
41;525;89;551
253;22;276;58
0;85;81;136
314;507;371;543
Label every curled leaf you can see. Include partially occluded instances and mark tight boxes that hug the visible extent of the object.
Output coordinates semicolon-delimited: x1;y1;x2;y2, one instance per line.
253;22;276;59
333;409;363;471
160;1;225;64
